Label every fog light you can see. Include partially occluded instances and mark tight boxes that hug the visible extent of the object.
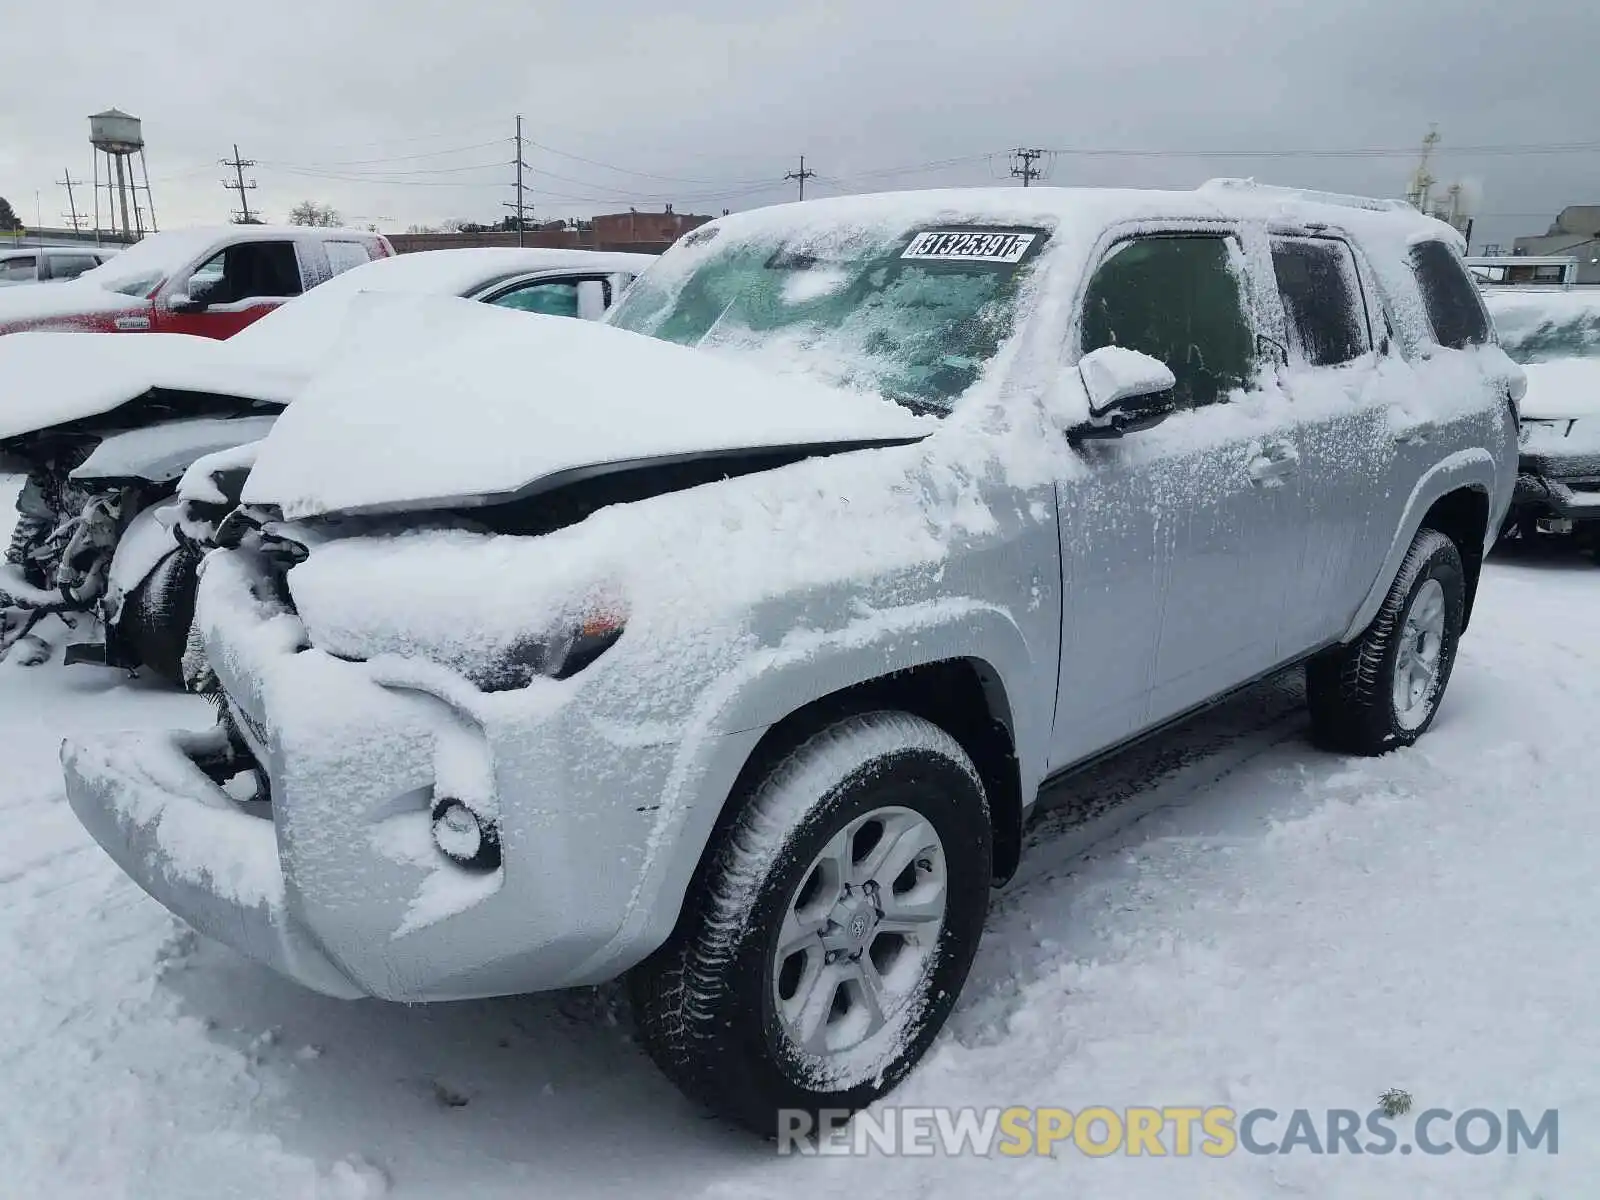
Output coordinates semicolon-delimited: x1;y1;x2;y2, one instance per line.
430;798;501;871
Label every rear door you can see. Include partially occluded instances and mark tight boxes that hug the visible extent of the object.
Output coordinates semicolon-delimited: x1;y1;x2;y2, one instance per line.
155;240;305;338
1265;233;1398;654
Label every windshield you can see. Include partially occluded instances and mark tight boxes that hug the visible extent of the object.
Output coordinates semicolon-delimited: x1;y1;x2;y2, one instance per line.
608;222;1047;413
1497;312;1600;364
73;229;226;299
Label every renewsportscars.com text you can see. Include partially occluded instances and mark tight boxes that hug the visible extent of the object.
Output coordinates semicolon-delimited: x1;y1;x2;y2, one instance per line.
778;1106;1559;1158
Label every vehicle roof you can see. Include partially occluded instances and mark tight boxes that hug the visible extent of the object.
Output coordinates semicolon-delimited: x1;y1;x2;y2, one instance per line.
701;180;1461;250
324;247;654;289
0;245;116;257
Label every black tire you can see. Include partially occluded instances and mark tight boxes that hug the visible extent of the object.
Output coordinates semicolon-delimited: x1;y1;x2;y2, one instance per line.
629;711;991;1137
115;543;202;684
1306;527;1465;755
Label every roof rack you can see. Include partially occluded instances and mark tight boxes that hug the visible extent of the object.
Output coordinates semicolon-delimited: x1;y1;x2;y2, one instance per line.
1197;178;1414;214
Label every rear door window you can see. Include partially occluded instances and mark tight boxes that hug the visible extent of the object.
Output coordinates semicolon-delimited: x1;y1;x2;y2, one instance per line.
324;240;373;277
1409;240;1491;349
1079;234;1257;409
1270;237;1371;366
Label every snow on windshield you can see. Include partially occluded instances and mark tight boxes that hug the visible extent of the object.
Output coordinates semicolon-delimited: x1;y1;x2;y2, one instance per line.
1485;290;1600;364
75;228;234;298
608;222;1048;414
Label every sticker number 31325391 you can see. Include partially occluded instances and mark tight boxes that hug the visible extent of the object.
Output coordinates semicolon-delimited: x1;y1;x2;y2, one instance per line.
901;230;1036;263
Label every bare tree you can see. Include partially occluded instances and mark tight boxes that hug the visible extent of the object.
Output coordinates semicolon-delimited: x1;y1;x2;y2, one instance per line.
288;200;342;227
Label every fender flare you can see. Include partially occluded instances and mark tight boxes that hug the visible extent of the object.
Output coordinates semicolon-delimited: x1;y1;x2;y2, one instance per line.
607;598;1047;967
1339;448;1497;643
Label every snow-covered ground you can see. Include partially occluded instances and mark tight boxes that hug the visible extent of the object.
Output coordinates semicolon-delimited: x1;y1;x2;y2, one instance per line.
0;469;1594;1198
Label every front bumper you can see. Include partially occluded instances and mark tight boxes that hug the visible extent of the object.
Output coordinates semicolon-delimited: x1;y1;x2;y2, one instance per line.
63;726;363;998
64;547;764;1004
1511;452;1600;526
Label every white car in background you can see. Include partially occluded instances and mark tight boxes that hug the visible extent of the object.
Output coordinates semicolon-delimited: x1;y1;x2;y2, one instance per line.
0;244;120;286
1486;289;1600;546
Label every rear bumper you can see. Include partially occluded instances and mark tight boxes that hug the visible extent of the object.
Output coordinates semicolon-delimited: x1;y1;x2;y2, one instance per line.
62;726;363;998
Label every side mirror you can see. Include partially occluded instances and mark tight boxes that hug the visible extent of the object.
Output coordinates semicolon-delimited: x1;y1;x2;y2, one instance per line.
168;292;204;314
1071;346;1178;441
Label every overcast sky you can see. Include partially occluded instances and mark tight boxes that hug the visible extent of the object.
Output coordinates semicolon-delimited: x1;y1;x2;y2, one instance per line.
1;0;1594;251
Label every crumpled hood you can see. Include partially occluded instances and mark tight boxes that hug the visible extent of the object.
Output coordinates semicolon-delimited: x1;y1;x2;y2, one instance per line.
242;295;934;520
0;331;305;442
1518;358;1600;421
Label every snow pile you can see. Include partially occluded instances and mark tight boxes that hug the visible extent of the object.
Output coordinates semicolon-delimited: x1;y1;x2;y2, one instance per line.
242;296;934;519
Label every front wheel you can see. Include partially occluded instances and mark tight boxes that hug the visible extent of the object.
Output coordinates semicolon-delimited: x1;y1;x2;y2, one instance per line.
629;711;992;1137
1307;527;1465;755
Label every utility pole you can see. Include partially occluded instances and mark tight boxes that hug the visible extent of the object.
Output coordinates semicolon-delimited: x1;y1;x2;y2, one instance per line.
1010;148;1046;187
221;143;258;224
501;114;531;245
58;169;87;231
784;155;817;201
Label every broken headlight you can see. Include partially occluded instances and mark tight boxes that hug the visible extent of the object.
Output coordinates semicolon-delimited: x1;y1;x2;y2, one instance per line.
473;610;625;693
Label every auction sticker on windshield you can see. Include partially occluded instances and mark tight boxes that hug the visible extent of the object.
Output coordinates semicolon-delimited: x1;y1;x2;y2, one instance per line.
902;230;1037;263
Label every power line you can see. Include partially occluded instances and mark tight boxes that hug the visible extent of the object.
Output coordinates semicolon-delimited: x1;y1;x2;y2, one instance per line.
57;169;87;230
1010;147;1047;186
784;155;817;201
221;143;258;223
260;139;510;170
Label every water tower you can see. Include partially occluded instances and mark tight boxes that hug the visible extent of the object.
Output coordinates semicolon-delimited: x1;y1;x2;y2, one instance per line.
89;108;158;241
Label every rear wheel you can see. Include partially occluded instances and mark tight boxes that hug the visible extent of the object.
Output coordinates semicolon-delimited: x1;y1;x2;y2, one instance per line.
1307;527;1465;755
630;712;991;1136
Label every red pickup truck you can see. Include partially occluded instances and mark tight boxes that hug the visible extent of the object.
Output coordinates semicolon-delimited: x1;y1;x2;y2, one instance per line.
0;226;393;340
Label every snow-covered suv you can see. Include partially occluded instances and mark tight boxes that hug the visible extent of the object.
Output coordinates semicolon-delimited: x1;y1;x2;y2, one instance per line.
63;181;1521;1135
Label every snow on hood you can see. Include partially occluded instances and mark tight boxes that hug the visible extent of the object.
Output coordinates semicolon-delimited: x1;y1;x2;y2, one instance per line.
0;332;303;443
1485;289;1600;363
0;277;141;328
1518;358;1600;421
242;295;934;520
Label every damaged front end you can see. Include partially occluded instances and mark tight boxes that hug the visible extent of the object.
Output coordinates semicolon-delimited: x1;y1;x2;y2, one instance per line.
0;389;280;674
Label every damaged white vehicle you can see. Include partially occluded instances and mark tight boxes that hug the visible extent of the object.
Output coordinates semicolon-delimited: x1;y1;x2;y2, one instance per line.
0;247;648;677
64;183;1520;1134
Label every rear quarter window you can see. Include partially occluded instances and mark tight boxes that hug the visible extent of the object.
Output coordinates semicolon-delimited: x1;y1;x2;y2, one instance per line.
324;240;374;277
1409;240;1491;350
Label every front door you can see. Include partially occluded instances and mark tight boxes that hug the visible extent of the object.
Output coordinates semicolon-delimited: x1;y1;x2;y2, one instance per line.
154;241;304;339
1050;231;1304;770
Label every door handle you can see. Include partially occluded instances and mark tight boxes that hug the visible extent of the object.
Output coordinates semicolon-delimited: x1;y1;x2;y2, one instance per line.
1246;440;1301;487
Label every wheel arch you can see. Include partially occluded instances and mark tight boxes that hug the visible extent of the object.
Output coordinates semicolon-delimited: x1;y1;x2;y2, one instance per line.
711;657;1027;888
1340;450;1496;641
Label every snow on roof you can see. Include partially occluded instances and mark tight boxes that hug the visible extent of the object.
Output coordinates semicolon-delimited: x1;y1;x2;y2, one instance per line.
690;182;1455;247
